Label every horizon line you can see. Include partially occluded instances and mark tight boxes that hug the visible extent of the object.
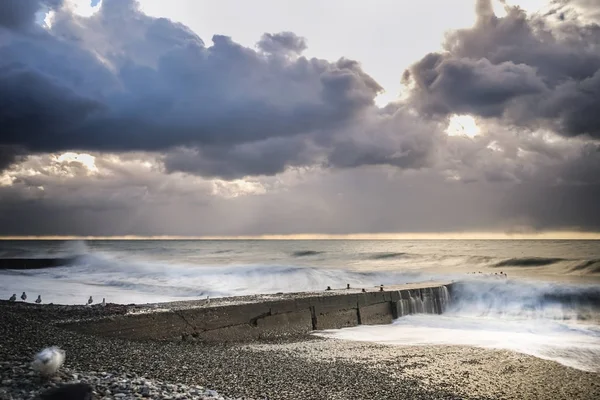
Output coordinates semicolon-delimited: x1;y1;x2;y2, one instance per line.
1;231;599;240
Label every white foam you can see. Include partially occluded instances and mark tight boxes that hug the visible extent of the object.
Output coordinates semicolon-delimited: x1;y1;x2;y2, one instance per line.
0;250;439;305
316;280;600;372
316;315;600;372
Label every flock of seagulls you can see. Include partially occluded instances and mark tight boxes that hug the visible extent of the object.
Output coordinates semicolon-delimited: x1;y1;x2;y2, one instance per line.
326;284;385;292
7;292;107;306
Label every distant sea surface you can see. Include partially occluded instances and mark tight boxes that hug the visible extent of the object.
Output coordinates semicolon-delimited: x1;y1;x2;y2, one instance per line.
1;239;600;372
1;239;599;304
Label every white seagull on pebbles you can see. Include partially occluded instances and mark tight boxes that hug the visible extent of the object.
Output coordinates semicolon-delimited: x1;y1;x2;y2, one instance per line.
32;347;66;377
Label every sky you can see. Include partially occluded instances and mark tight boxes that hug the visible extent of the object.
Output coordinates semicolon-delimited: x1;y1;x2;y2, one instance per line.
0;0;599;238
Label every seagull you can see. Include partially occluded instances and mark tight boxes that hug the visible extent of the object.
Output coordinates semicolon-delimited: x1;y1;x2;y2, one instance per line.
101;298;106;307
32;347;65;377
35;295;42;304
87;296;93;305
21;292;27;301
9;294;16;302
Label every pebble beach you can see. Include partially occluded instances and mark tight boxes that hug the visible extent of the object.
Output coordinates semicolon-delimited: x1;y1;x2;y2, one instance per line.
1;301;599;400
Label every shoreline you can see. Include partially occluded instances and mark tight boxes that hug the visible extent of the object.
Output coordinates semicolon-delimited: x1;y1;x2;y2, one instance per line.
1;291;599;399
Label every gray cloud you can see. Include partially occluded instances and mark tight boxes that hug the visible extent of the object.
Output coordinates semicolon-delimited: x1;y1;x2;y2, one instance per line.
0;0;386;177
257;32;308;56
0;0;62;31
404;55;547;117
163;137;320;179
325;106;440;170
403;0;600;138
550;0;600;22
2;160;600;236
0;0;599;236
0;146;26;171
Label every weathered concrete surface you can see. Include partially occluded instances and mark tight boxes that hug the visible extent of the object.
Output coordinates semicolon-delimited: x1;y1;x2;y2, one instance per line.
359;302;393;325
61;282;453;343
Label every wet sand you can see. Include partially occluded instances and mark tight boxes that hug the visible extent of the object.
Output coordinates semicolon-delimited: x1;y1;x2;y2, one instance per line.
0;301;598;400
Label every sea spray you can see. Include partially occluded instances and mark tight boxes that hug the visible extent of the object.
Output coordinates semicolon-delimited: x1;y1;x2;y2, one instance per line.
0;248;446;304
316;279;600;372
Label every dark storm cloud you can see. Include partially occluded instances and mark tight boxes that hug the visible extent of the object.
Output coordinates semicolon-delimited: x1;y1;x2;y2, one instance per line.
325;107;441;170
0;0;385;176
0;0;62;30
0;146;26;171
163;137;319;179
1;0;600;237
403;0;600;138
404;55;546;117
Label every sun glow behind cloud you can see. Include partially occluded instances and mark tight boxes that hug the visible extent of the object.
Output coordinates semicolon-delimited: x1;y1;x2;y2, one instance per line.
446;115;481;138
56;152;99;173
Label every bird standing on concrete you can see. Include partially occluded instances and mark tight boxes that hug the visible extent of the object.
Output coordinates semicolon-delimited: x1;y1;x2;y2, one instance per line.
21;292;27;301
35;295;42;304
87;296;93;305
9;294;16;301
32;347;65;377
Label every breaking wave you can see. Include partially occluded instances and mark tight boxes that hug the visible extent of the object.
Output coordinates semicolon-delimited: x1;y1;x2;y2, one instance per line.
291;250;325;257
449;279;600;321
318;279;600;372
368;252;409;260
570;259;600;274
494;257;565;267
0;247;437;305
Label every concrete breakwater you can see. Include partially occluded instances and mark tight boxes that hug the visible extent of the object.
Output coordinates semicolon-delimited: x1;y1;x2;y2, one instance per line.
62;282;453;343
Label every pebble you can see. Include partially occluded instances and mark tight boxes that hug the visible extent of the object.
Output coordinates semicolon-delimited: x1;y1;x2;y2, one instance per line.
0;366;237;400
2;299;598;400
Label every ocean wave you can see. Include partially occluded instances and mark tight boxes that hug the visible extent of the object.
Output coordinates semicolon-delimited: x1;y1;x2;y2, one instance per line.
291;250;325;257
0;257;74;270
449;279;600;321
319;278;600;372
0;247;440;304
367;252;408;260
493;257;565;267
570;259;600;274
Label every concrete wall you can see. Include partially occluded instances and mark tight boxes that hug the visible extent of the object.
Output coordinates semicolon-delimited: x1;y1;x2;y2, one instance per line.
62;283;453;343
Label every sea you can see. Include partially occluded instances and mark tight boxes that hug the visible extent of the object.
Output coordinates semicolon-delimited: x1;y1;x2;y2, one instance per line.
1;239;600;372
